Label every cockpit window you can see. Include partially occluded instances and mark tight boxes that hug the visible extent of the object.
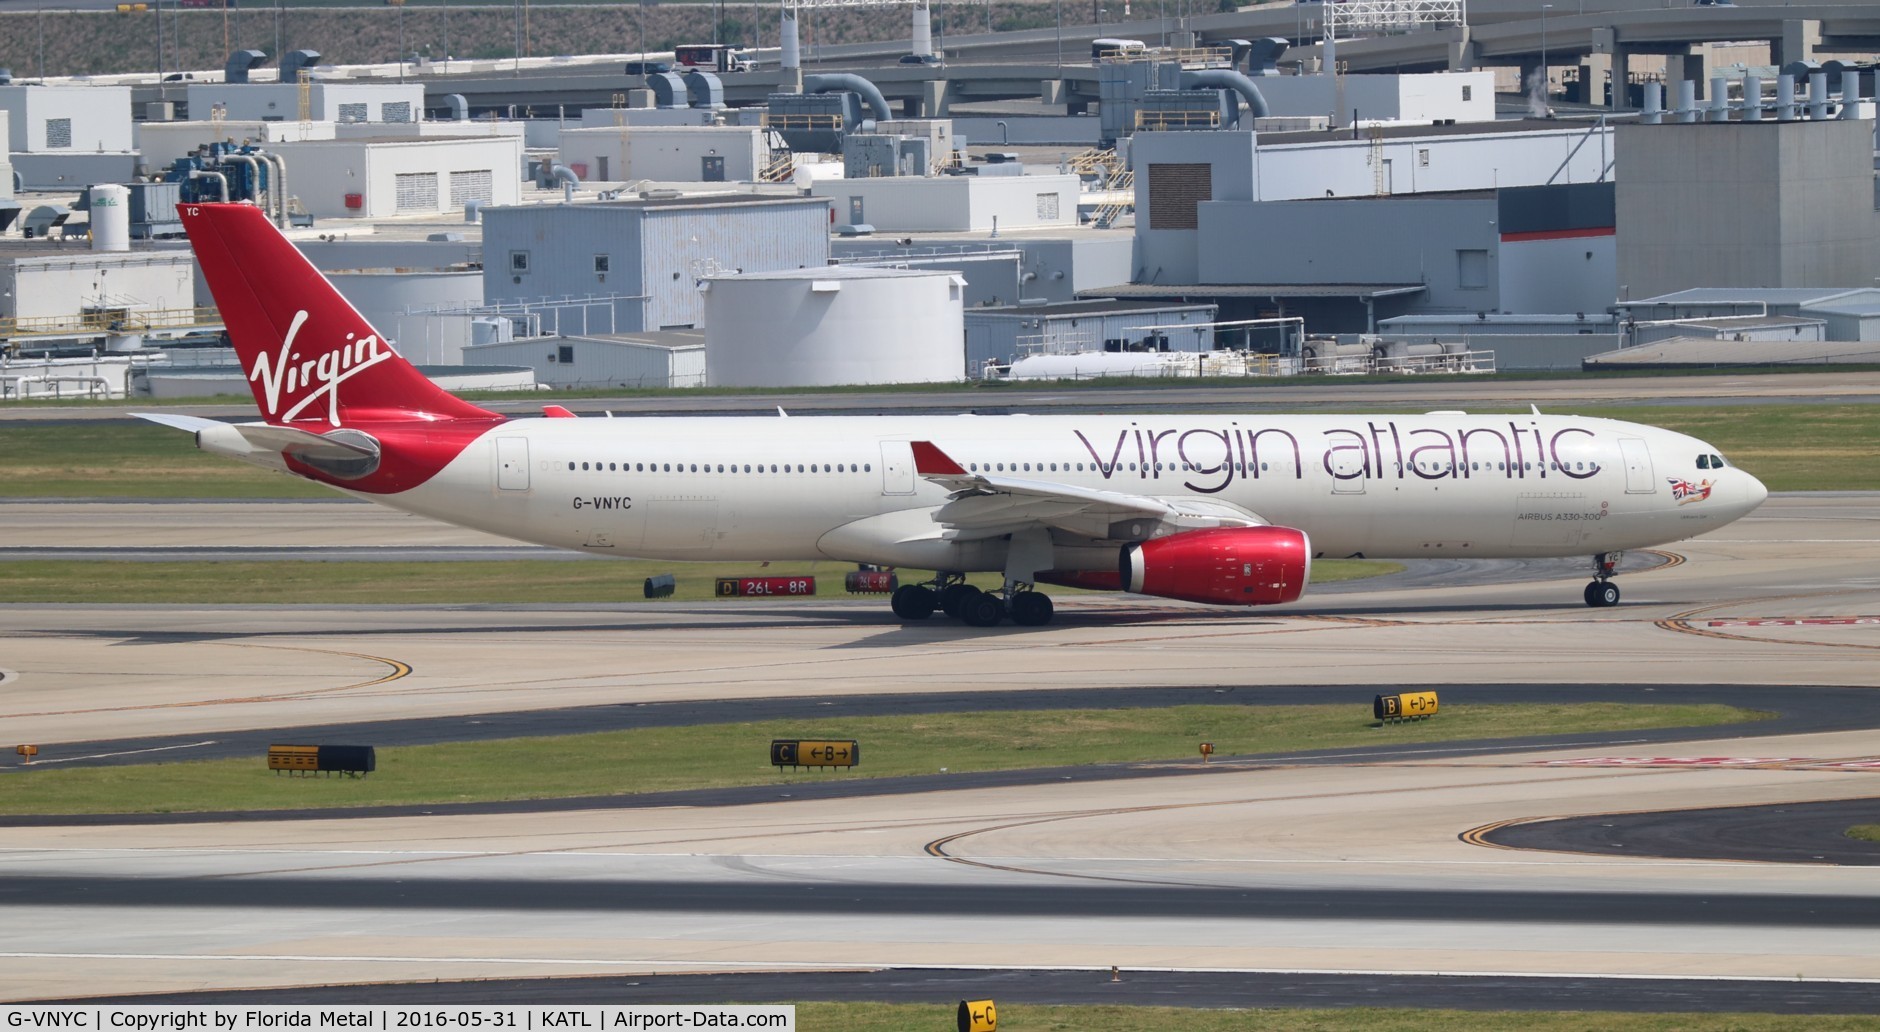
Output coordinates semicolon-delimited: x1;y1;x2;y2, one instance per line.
1697;455;1710;469
1698;453;1728;470
1713;454;1727;468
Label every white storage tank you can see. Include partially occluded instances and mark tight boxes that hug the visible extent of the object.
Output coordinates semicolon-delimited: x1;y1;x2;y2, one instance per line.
702;266;966;387
89;184;130;252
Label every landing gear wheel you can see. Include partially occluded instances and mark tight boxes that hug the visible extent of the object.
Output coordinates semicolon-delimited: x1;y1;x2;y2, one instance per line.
1584;581;1620;608
891;584;937;620
1009;591;1055;627
961;591;1006;628
938;582;974;618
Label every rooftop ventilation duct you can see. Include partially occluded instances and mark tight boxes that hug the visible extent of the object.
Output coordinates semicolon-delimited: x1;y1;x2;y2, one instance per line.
279;49;322;84
444;93;469;120
647;72;688;109
684;70;725;109
1179;68;1270;124
804;73;892;125
225;50;268;85
1241;37;1290;77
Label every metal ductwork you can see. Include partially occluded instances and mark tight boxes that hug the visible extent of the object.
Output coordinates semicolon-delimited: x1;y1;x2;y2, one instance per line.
279;49;323;84
225;50;268;85
444;94;469;121
805;73;892;125
551;163;580;204
647;72;688;110
1241;37;1290;77
683;70;725;109
1179;69;1270;125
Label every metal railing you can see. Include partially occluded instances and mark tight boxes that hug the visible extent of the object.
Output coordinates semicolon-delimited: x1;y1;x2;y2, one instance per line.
0;306;223;341
759;113;844;131
1135;109;1222;132
1088;167;1135;229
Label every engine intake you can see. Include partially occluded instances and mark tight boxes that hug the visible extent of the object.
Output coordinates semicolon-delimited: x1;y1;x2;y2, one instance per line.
1120;526;1311;606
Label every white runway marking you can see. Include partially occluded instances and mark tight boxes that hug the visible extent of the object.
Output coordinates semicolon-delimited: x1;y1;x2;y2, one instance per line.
6;741;220;765
1;953;1877;985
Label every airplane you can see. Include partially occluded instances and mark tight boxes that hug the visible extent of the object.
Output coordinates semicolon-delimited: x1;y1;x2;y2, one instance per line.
138;202;1769;627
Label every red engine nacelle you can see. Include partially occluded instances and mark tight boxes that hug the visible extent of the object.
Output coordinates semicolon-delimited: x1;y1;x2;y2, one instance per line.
1120;526;1311;606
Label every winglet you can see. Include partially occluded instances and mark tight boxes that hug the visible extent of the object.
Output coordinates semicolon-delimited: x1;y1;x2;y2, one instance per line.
910;440;968;476
543;405;577;418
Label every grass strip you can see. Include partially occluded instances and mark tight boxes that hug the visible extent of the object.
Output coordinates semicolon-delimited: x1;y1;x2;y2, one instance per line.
1849;825;1880;844
0;558;1395;604
2;404;1872;497
0;704;1766;816
792;1002;1880;1030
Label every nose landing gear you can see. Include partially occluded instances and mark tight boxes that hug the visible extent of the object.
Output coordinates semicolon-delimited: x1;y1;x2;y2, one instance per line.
1583;552;1623;607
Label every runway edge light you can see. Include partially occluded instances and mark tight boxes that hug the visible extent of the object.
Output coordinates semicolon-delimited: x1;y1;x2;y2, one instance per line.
957;999;996;1032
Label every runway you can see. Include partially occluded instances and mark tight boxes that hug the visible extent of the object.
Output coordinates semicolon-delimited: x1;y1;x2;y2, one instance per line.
6;370;1880;425
1;492;1878;1005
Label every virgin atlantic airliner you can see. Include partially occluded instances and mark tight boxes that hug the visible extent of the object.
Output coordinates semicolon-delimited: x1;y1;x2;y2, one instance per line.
139;203;1768;627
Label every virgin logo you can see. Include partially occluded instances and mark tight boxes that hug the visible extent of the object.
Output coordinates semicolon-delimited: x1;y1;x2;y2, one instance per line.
250;310;394;425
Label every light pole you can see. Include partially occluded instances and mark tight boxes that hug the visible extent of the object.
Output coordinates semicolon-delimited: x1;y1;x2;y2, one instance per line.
1540;4;1551;105
1055;0;1062;68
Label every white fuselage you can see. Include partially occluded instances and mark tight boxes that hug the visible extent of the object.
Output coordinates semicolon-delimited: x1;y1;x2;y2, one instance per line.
356;412;1767;572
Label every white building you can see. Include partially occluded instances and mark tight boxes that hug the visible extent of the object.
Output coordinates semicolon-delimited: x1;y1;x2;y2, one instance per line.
702;266;966;387
262;136;524;218
465;331;706;389
557;125;771;183
0;247;196;323
2;84;136;188
810;174;1081;233
0;84;134;153
1248;71;1496;126
184;83;425;125
136;120;338;170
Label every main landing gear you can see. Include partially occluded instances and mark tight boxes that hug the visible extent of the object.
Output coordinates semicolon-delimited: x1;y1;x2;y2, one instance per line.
1583;551;1623;608
891;573;1055;627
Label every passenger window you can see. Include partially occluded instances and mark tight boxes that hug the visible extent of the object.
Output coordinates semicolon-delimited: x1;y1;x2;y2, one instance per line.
567;462;575;471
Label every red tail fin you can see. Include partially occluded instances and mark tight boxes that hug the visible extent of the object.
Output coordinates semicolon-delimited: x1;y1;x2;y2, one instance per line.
180;202;497;427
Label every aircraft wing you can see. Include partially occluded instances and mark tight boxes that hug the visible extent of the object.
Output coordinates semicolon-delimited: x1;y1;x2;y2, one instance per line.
908;440;1266;541
134;413;381;472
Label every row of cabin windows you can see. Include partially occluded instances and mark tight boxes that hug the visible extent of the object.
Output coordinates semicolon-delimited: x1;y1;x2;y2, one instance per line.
966;459;1600;474
570;461;872;474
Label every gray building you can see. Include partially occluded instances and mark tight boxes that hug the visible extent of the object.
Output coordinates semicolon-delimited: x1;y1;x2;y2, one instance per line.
832;234;1133;305
481;195;832;333
964;299;1217;375
1616;119;1880;300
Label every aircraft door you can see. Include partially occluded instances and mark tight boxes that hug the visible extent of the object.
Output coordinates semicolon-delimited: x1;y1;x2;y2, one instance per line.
880;441;915;495
1618;438;1656;494
496;436;530;491
1329;450;1366;494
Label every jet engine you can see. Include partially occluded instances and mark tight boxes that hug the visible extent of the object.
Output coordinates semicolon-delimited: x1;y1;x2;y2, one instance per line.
1120;525;1311;606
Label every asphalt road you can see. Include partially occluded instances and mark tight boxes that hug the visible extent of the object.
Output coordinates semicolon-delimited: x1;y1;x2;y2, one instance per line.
1488;797;1880;866
75;967;1880;1014
3;680;1864;775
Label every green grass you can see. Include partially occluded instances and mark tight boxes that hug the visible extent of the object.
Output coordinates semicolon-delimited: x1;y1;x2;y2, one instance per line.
0;703;1766;816
0;423;329;498
1570;404;1880;494
1850;825;1880;844
0;558;1393;604
791;1003;1880;1031
1;403;1872;498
